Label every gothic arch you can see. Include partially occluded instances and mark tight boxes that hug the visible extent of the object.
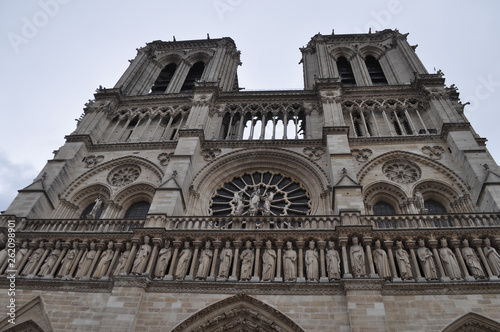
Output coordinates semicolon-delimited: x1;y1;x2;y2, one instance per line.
114;183;156;210
0;296;54;332
60;156;163;201
357;151;468;194
190;147;331;215
414;180;463;212
441;312;500;332
183;50;213;67
69;184;111;212
156;51;183;67
329;46;356;61
363;181;406;214
171;294;304;332
358;44;386;60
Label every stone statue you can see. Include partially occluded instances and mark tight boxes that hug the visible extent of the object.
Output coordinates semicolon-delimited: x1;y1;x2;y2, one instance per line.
248;188;260;216
75;242;97;279
175;241;192;280
231;192;245;216
154;241;172;279
461;239;485;278
395;241;413;280
21;241;45;276
58;241;78;278
483;238;500;276
0;246;7;269
131;236;151;275
15;241;29;270
438;238;462;280
283;241;297;281
88;196;103;218
373;240;391;280
416;239;438;280
218;241;233;279
261;240;276;281
239;240;254;281
414;189;424;211
93;241;114;279
305;240;319;281
196;241;213;280
262;191;274;216
326;241;340;280
349;236;366;277
114;242;131;276
38;241;62;277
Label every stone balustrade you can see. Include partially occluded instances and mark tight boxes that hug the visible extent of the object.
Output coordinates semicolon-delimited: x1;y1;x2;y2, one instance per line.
3;212;499;233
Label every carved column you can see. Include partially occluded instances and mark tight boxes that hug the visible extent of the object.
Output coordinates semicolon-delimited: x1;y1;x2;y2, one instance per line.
104;242;122;279
406;240;424;282
229;240;241;282
274;240;283;282
251;240;262;282
144;238;162;277
69;242;88;278
186;240;202;281
363;237;377;278
317;240;328;283
339;237;352;278
208;240;221;282
296;240;305;282
165;240;182;281
122;239;139;276
28;242;50;279
450;239;473;281
472;238;499;281
428;239;448;282
384;241;399;282
48;242;69;279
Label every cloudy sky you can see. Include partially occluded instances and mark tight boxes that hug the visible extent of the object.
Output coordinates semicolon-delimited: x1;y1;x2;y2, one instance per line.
1;0;499;211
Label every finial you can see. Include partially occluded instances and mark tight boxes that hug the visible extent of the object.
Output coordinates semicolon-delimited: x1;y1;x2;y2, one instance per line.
173;36;176;42
369;28;372;34
207;33;210;40
342;168;347;175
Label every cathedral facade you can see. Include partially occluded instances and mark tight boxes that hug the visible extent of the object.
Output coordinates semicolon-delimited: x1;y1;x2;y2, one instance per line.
1;29;500;331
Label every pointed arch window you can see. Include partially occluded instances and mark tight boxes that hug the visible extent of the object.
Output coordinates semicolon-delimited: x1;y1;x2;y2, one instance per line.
424;199;446;214
124;201;150;219
150;63;177;94
80;201;104;219
365;55;388;85
337;56;356;86
180;61;205;92
373;201;395;215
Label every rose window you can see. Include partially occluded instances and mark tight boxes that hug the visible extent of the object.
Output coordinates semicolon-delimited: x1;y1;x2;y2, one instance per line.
107;165;141;187
382;160;421;184
210;171;311;216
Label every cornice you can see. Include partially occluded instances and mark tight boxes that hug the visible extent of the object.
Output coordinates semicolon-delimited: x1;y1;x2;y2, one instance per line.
3;274;498;296
348;134;443;146
0;278;113;293
65;134;178;152
203;139;324;149
382;281;500;295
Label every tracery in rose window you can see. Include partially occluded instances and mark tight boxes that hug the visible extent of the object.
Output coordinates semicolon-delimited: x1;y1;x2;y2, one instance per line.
210;171;310;216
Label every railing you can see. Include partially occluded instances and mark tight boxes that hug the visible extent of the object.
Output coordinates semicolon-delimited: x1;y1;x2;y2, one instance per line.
363;213;500;229
146;215;341;230
0;218;145;233
2;212;500;233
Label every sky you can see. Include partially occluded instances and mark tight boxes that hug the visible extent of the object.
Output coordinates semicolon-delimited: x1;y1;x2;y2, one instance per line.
1;0;499;211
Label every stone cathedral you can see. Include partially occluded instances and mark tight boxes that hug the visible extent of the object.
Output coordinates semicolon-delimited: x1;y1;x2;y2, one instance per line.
2;29;500;332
